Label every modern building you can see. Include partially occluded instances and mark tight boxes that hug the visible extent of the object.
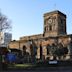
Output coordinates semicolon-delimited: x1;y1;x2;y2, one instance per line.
0;32;12;47
9;10;72;61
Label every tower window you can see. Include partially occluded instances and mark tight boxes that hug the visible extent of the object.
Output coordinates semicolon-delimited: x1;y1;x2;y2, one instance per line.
60;19;63;24
44;27;46;32
49;25;52;31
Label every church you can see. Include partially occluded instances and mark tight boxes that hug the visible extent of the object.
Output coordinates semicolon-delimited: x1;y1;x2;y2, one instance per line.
9;10;72;61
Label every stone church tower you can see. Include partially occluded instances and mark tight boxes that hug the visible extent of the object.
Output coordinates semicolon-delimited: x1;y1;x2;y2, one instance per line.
9;10;72;61
44;10;67;37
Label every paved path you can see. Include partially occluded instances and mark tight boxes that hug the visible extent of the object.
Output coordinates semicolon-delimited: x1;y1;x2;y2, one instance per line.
2;66;72;72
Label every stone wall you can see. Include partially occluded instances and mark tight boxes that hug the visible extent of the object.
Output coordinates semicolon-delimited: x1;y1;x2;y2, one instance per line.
20;34;43;40
9;34;72;61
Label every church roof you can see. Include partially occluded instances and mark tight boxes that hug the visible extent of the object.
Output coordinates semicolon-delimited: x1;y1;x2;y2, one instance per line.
44;10;66;17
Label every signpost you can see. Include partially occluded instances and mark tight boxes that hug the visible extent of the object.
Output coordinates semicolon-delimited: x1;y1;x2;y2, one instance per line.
49;60;58;64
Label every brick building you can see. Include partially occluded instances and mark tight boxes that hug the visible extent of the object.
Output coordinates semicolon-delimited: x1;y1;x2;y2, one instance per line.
9;10;72;61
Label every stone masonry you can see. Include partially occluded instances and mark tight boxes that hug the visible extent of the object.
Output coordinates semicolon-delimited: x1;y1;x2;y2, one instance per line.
9;10;72;61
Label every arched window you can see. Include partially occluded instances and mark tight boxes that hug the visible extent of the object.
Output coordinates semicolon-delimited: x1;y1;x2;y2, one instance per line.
23;45;27;55
49;25;52;31
40;45;42;59
53;24;55;30
23;46;27;51
44;27;46;32
46;44;51;55
30;44;33;56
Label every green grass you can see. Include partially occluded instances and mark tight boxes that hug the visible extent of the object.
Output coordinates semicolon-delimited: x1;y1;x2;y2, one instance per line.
8;63;35;69
14;64;33;67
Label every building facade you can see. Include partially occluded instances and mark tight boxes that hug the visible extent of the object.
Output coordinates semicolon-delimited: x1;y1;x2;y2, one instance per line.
9;10;72;61
0;32;12;47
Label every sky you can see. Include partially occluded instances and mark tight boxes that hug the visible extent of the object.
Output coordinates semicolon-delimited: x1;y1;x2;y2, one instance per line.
0;0;72;40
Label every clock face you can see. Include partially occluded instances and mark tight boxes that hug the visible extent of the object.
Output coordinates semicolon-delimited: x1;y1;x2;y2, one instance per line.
48;18;52;24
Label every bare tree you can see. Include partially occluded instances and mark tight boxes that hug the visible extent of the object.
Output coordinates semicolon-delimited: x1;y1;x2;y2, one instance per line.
0;12;11;32
0;11;12;46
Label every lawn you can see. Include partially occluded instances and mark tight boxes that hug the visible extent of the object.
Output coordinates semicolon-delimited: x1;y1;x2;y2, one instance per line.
14;64;34;67
8;63;35;69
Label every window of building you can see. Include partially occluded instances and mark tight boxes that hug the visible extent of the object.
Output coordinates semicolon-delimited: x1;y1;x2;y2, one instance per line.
23;46;27;52
40;45;42;59
46;44;51;55
44;27;46;32
61;19;63;24
49;25;52;31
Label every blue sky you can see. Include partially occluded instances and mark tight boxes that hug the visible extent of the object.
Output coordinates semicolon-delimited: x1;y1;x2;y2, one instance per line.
0;0;72;40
